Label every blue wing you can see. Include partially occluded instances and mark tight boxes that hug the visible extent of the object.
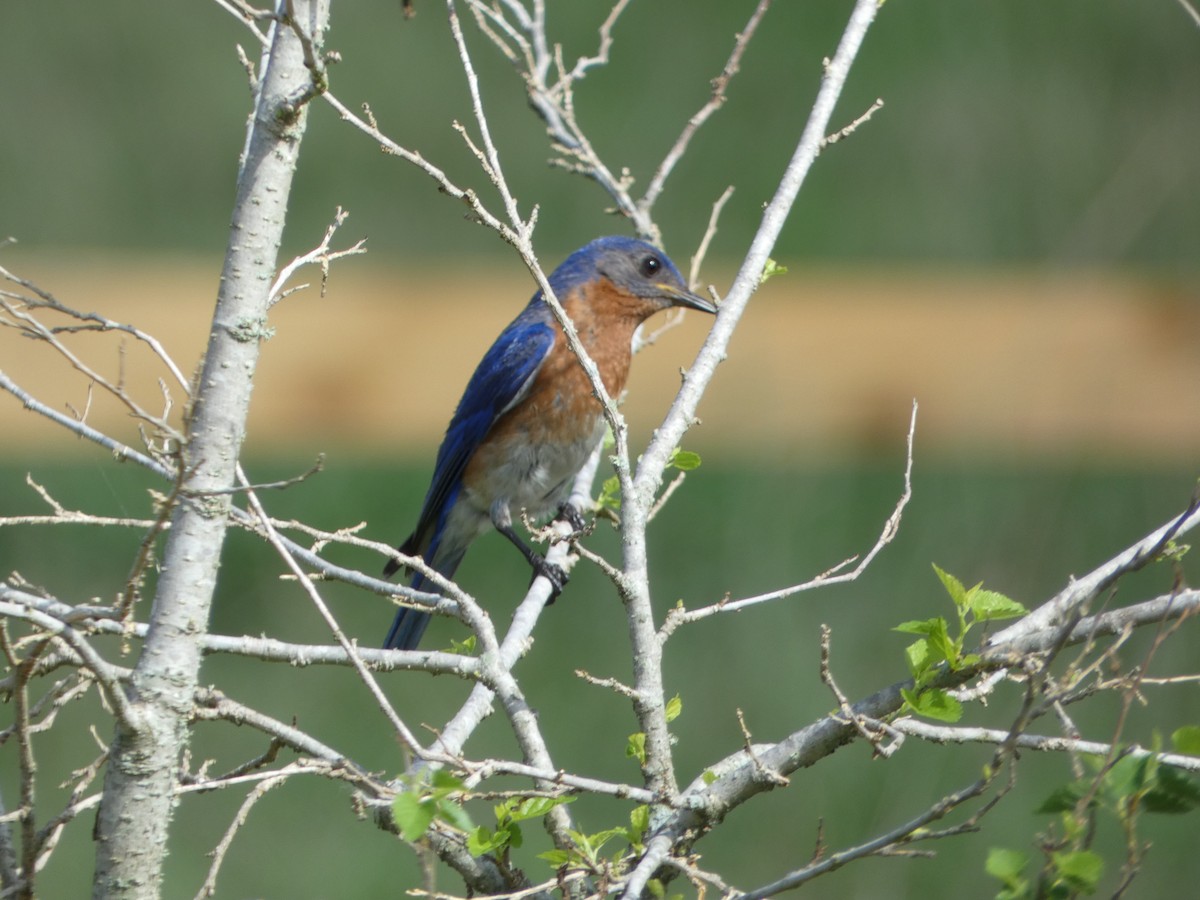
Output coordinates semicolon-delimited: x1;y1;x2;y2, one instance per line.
387;307;556;574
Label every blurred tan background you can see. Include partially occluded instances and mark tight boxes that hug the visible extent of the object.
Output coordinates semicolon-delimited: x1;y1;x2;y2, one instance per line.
4;253;1197;464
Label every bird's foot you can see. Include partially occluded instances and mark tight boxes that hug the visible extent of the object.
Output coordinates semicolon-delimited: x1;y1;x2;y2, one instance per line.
530;555;569;604
555;502;591;538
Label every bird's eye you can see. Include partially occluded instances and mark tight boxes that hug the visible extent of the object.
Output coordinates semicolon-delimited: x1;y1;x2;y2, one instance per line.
639;255;662;278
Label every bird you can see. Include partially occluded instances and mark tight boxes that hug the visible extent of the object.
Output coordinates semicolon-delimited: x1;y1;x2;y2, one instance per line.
383;235;717;650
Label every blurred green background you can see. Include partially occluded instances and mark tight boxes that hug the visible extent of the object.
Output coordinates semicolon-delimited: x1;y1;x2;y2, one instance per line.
2;0;1199;898
1;0;1198;268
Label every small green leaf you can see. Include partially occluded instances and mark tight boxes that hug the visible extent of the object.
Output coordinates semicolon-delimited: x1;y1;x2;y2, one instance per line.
629;804;650;836
968;589;1027;621
665;694;683;723
538;849;571;867
567;828;598;864
904;687;963;723
1172;725;1200;756
932;563;969;608
583;826;627;853
597;474;622;512
506;822;524;849
506;795;576;823
435;797;474;833
956;652;982;671
430;770;465;793
985;847;1029;887
626;732;647;765
449;634;477;654
1103;753;1151;803
393;791;436;842
668;448;702;471
1160;539;1190;561
896;617;955;663
894;617;946;636
904;638;935;681
467;825;505;857
1035;782;1090;814
1051;850;1103;893
759;258;788;284
701;769;717;785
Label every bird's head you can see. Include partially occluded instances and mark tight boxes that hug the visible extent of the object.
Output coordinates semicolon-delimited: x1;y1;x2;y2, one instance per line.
551;236;718;318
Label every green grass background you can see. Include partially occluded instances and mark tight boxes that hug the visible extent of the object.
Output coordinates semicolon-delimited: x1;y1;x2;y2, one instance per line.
1;1;1198;270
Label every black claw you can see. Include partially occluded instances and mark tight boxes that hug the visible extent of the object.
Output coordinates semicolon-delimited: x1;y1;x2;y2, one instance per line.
530;557;568;604
556;502;589;536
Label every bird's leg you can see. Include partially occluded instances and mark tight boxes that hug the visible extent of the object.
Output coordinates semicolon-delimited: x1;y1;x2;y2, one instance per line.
491;502;569;601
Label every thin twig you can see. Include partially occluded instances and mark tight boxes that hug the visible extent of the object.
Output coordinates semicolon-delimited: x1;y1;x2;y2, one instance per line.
660;400;916;636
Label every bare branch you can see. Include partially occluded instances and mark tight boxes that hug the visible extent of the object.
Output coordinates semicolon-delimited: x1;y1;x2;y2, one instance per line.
821;97;885;148
194;773;287;900
639;0;774;218
891;719;1200;774
660;400;916;636
267;207;366;306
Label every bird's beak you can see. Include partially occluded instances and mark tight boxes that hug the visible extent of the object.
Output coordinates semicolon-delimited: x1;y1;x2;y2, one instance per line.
658;283;718;314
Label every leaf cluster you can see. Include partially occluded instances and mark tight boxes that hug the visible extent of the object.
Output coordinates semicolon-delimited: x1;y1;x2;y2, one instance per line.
987;728;1200;899
895;564;1026;722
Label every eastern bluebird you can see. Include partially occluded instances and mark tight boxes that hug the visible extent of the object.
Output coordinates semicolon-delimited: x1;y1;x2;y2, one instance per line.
383;236;717;650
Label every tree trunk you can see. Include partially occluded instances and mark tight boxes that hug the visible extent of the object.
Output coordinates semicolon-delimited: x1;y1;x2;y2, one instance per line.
91;4;330;896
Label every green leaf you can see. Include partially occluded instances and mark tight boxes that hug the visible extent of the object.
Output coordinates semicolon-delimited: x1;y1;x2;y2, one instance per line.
927;621;958;665
932;563;969;608
506;795;575;823
629;804;650;838
583;826;627;854
1051;850;1103;893
567;828;599;864
1160;539;1190;561
1172;725;1200;756
467;825;505;857
537;849;571;867
968;588;1027;621
393;791;436;842
894;617;946;636
904;638;935;681
1141;765;1200;814
985;847;1029;888
701;769;717;785
626;732;647;765
956;652;982;670
449;634;477;654
506;822;524;849
896;617;955;663
1035;782;1090;814
435;797;474;833
896;617;957;668
430;769;465;793
667;448;702;471
759;258;788;284
904;687;963;722
597;474;622;512
1103;753;1151;804
664;694;683;723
